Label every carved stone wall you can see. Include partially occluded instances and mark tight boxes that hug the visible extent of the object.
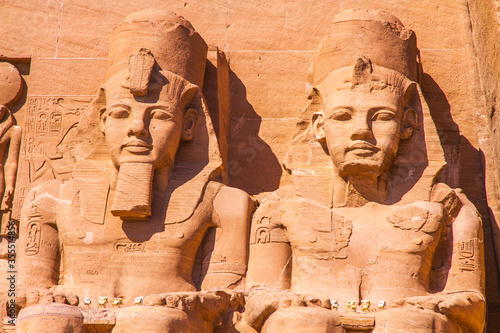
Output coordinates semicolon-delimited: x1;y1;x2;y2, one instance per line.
1;0;500;331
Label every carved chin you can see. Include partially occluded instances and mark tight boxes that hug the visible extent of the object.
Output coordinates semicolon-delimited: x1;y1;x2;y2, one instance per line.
110;151;157;169
337;159;385;178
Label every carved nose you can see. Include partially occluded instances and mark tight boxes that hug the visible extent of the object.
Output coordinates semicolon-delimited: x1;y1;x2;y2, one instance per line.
350;121;373;140
128;119;149;138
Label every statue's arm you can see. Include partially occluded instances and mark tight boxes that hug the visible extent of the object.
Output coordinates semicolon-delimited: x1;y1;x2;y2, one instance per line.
237;194;294;332
440;190;485;330
246;194;291;290
201;185;254;290
445;190;484;292
3;126;21;207
18;184;61;292
246;233;292;291
396;188;485;332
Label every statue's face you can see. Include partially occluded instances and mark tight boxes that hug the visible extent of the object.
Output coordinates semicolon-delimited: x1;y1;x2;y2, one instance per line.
100;73;194;169
320;88;404;178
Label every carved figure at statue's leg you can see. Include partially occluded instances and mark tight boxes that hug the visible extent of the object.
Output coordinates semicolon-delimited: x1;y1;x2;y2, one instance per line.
0;61;24;329
0;62;23;235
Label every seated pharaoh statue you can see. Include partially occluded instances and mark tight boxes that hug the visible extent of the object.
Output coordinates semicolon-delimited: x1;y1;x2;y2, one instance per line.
240;10;486;333
16;9;253;333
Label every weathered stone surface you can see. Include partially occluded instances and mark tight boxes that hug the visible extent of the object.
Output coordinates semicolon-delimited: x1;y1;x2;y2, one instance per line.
341;0;466;49
0;0;499;331
29;59;107;95
228;51;312;119
0;0;60;58
227;0;341;51
57;0;149;58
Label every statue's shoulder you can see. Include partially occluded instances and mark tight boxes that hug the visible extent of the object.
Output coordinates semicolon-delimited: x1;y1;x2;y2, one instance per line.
248;186;297;245
21;179;66;225
203;181;253;210
252;185;297;225
207;181;251;200
6;124;21;136
430;182;482;223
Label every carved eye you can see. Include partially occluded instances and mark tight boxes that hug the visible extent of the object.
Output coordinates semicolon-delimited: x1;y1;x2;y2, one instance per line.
108;109;130;119
330;110;352;121
150;109;172;120
372;111;395;122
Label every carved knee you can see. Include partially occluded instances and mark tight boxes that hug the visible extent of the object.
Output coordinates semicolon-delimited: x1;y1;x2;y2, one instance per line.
112;306;211;333
16;303;86;333
262;306;343;333
374;308;459;333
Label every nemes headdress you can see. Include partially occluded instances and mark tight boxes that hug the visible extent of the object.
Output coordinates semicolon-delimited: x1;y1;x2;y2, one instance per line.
284;9;445;205
108;9;207;88
309;9;421;101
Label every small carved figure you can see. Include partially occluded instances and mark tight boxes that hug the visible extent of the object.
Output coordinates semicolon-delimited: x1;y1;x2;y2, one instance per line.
0;62;23;234
17;9;252;333
241;10;485;333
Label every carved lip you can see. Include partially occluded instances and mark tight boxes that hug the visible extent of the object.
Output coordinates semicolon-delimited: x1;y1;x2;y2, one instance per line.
346;142;379;156
346;142;379;152
123;140;153;153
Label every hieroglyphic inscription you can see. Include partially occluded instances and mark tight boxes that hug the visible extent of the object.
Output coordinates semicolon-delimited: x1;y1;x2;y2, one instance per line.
13;96;93;220
114;242;146;253
50;112;62;135
255;215;271;243
255;227;271;244
25;221;41;255
26;97;84;138
37;113;48;134
458;239;478;272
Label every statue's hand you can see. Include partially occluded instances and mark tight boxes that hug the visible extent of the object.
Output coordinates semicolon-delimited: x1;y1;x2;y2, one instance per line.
240;291;306;331
17;287;79;308
391;292;485;330
3;186;14;209
392;292;482;312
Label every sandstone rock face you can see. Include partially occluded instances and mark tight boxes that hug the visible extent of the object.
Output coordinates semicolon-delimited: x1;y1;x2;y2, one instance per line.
0;1;499;332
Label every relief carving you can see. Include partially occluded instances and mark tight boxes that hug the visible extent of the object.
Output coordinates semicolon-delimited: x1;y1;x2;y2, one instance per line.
243;10;485;333
24;221;40;256
0;62;23;236
16;9;252;333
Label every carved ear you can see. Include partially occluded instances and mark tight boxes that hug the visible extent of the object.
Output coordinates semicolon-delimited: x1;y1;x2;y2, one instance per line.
98;107;107;134
400;82;419;140
95;87;107;134
181;108;199;141
312;112;326;142
400;108;417;140
307;88;326;142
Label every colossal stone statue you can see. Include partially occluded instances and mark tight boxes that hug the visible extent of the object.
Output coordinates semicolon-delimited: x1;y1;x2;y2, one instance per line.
241;10;486;333
16;9;252;333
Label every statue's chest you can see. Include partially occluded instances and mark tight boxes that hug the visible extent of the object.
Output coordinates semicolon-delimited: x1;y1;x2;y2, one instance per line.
284;200;445;261
56;200;209;254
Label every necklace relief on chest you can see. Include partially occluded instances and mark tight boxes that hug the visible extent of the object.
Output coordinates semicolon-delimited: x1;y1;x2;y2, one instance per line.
386;205;441;234
332;213;353;259
299;201;353;260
